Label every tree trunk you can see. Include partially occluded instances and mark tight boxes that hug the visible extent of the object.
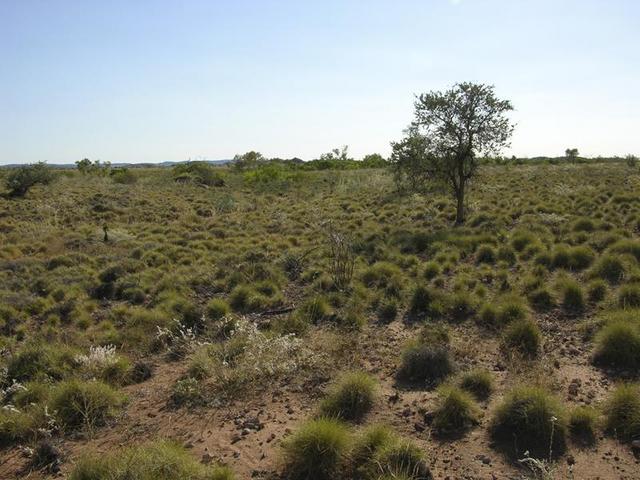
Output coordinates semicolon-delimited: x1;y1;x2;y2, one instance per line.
455;186;465;225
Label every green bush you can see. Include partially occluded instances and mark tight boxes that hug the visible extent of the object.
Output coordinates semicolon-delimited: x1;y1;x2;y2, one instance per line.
618;284;640;308
558;278;585;314
69;440;234;480
476;245;496;264
397;339;453;386
110;168;137;184
5;162;54;197
6;343;74;383
319;372;377;422
587;279;607;303
491;386;567;457
423;261;440;280
502;319;541;358
377;298;398;323
361;262;403;297
432;386;479;435
528;287;556;312
281;418;350;480
593;320;640;370
603;383;640;442
590;254;625;284
408;286;446;320
206;298;231;321
350;424;397;477
299;295;332;323
459;369;493;400
447;291;478;322
373;440;432;480
172;162;225;187
51;380;125;431
569;406;598;443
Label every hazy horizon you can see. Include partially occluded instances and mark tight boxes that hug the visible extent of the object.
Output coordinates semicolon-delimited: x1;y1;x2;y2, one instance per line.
2;0;639;165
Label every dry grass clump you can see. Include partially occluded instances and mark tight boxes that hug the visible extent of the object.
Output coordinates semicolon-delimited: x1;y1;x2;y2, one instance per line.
69;440;234;480
319;371;378;422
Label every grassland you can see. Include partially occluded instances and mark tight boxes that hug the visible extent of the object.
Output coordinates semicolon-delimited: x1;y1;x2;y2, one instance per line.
1;162;640;479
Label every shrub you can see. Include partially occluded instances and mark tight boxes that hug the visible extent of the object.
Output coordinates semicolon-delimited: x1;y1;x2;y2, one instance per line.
496;298;528;326
618;284;640;309
502;319;541;358
6;344;73;383
172;162;225;186
593;320;640;370
558;278;585;314
587;279;607;303
491;386;567;458
281;418;349;480
569;406;598;443
5;162;54;197
408;286;446;320
590;254;625;284
206;298;230;321
319;372;377;422
609;239;640;262
350;424;397;477
110;168;137;184
51;380;125;431
69;440;234;480
528;287;556;312
432;386;479;435
170;377;206;407
0;407;46;447
361;262;403;296
459;369;493;400
476;245;496;264
377;299;398;324
423;261;440;280
397;340;453;386
374;440;432;480
299;296;332;323
603;383;640;442
447;291;477;322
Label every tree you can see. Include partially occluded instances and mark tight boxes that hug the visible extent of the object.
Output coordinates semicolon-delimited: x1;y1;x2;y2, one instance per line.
233;151;265;171
75;158;111;175
411;82;514;224
5;162;54;197
565;148;579;162
626;154;638;168
361;153;388;168
389;126;434;192
319;145;351;162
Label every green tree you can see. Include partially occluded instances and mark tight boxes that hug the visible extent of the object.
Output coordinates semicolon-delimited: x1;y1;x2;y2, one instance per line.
389;126;434;193
319;145;351;162
565;148;579;162
361;153;387;168
411;82;514;224
5;162;54;197
233;151;265;171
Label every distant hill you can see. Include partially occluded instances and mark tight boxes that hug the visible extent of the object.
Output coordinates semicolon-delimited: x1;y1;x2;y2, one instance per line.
0;159;233;169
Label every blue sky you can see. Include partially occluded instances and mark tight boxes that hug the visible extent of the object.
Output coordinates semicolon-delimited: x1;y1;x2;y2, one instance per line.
1;0;639;164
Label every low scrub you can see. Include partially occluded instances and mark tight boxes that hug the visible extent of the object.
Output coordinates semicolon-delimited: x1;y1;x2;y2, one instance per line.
69;440;233;480
281;418;350;480
490;386;567;458
603;383;640;442
319;371;377;422
431;386;479;435
51;380;125;431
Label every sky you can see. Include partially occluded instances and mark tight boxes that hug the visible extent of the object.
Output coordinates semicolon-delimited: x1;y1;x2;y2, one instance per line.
1;0;639;164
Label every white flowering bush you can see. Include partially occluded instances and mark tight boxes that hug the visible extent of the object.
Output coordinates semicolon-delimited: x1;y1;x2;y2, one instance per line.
156;320;205;360
212;317;314;397
75;345;130;385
